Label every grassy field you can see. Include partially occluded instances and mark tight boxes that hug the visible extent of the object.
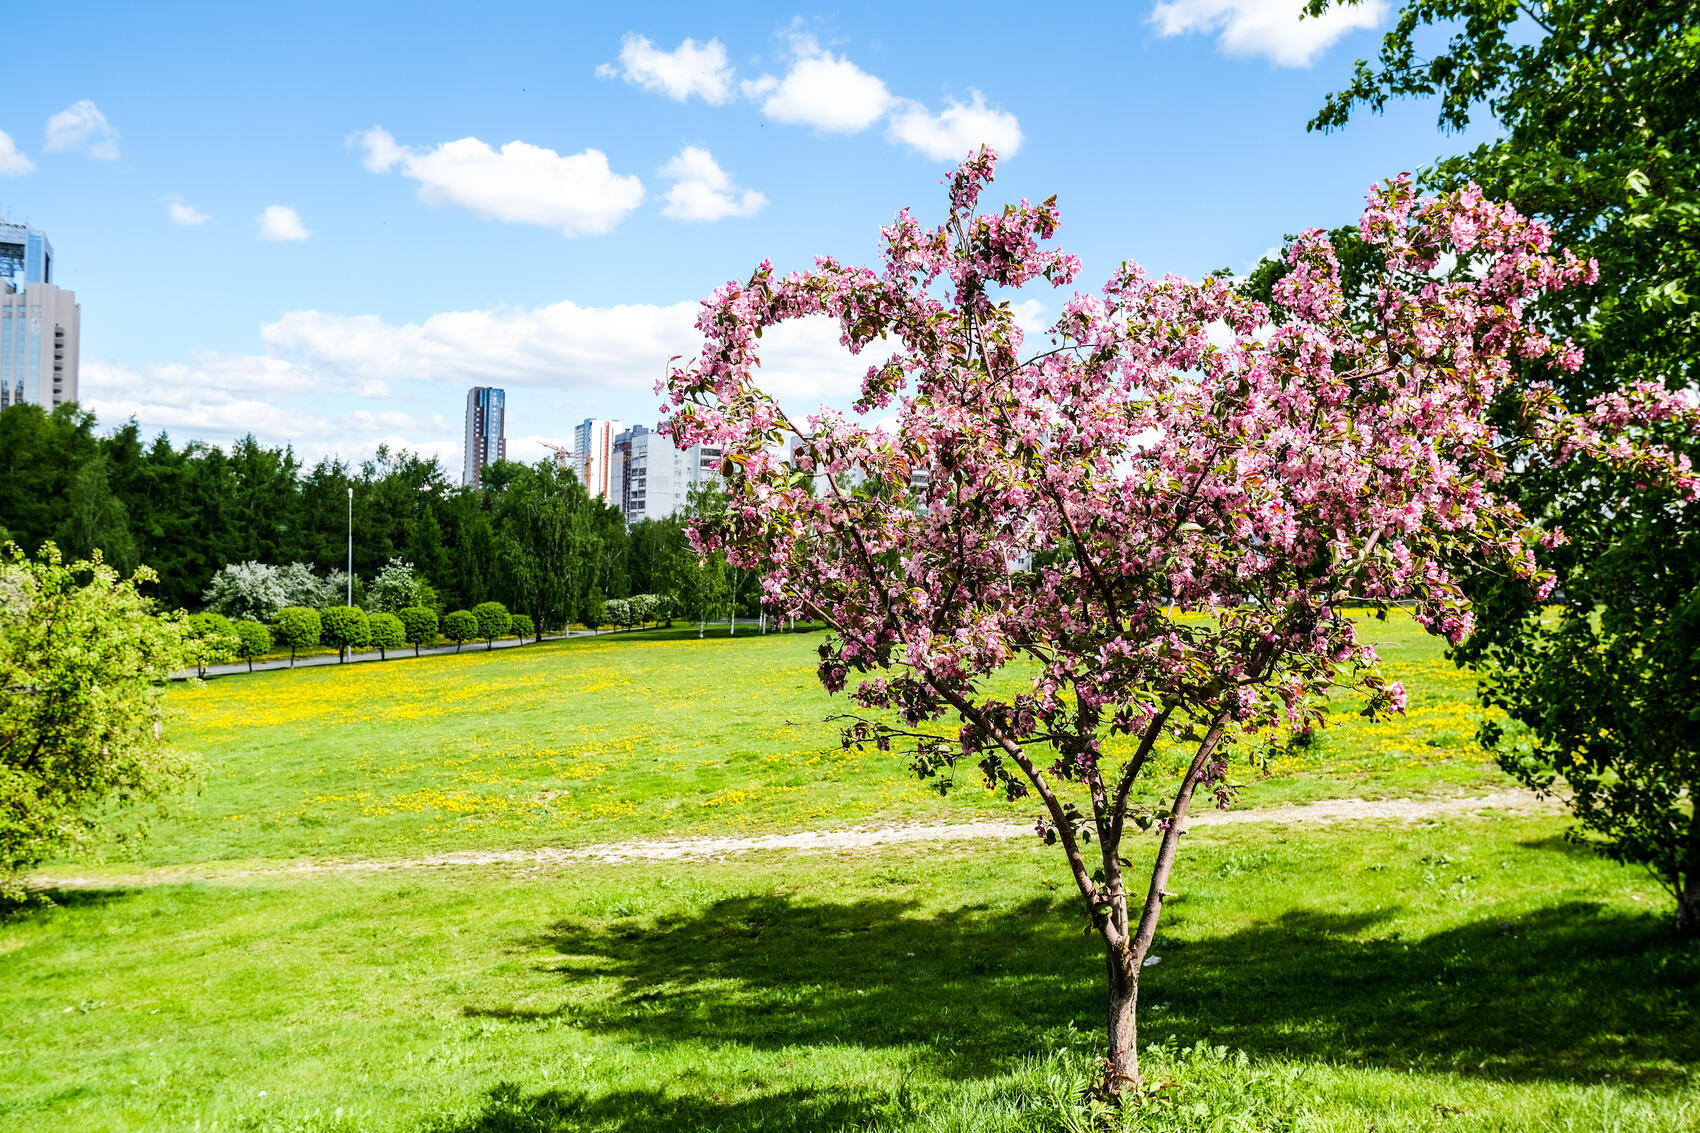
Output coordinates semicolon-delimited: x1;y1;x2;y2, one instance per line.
125;613;1507;869
5;614;1695;1131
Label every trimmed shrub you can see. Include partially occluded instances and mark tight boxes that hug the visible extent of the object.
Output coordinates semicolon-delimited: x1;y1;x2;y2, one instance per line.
472;601;510;650
271;606;321;667
510;613;536;642
443;609;477;653
368;611;405;659
232;619;272;672
185;611;239;678
398;606;439;656
319;605;370;663
584;590;607;634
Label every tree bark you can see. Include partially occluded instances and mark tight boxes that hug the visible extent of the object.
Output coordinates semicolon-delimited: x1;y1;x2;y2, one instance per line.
1104;940;1139;1093
1679;808;1700;941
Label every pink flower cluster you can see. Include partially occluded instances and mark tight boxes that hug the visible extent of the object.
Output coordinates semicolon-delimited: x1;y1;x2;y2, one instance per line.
663;152;1698;818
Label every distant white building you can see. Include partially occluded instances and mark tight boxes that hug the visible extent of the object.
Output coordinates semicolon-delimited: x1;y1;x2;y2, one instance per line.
611;423;721;524
572;418;622;504
1;219;80;411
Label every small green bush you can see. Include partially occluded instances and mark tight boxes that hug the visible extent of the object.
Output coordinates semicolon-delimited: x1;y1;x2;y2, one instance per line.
510;613;535;641
319;605;370;663
398;606;439;656
583;590;607;633
271;606;321;667
443;609;477;652
472;601;510;650
368;611;405;659
232;619;271;672
185;611;239;677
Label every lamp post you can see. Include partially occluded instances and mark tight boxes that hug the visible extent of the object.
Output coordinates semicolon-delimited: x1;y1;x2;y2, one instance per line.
346;486;353;606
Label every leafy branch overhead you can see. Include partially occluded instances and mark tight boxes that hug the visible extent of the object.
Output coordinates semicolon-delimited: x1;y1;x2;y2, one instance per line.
1305;0;1700;936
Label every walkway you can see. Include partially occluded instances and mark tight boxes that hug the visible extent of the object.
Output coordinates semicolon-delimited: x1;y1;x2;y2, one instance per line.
179;619;775;679
29;788;1556;891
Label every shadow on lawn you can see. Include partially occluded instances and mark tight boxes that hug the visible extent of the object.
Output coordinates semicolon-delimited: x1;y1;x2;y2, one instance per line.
500;893;1697;1087
2;885;139;922
424;1081;891;1133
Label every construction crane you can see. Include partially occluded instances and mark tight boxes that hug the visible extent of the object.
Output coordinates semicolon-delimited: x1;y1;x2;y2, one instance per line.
539;442;573;469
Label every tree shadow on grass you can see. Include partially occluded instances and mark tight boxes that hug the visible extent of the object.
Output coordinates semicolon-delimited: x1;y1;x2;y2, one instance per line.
423;1081;891;1133
1154;902;1699;1084
499;892;1697;1088
527;894;1093;1082
2;885;140;922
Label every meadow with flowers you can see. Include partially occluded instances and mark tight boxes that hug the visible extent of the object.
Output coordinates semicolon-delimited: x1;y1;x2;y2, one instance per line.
138;612;1505;867
3;616;1696;1131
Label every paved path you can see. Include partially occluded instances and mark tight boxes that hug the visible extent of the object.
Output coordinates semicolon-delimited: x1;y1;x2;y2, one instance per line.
29;789;1556;891
179;618;779;679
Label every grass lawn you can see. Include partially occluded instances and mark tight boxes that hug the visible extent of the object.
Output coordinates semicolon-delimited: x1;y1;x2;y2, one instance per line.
4;817;1694;1132
115;612;1509;870
6;612;1694;1131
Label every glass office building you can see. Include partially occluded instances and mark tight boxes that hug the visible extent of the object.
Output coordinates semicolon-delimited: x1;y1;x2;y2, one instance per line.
463;386;507;488
0;219;79;411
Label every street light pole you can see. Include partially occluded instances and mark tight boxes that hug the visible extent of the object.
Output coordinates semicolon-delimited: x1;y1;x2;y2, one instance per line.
346;486;353;606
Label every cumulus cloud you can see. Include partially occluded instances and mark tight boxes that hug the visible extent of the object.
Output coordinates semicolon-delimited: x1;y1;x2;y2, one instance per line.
743;32;891;132
352;127;645;237
597;33;735;103
887;90;1023;161
261;299;877;408
257;204;310;241
44;100;120;160
1150;0;1388;67
660;146;765;222
80;355;330;439
79;354;459;468
82;289;914;472
0;130;34;176
165;197;210;225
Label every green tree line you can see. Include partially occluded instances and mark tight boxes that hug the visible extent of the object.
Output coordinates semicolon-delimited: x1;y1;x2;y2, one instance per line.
0;403;742;631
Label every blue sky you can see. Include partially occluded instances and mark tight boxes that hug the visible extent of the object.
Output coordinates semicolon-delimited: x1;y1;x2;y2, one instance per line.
1;1;1492;471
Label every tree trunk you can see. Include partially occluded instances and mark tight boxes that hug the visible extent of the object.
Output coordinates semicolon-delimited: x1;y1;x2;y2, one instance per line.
1104;941;1140;1093
1679;810;1700;941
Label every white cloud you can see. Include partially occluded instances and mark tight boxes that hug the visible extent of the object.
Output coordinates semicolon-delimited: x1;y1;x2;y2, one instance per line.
81;356;330;439
660;146;765;222
44;100;120;160
79;354;460;469
744;33;891;132
353;125;405;173
1150;0;1389;68
80;291;914;475
166;198;210;226
887;90;1023;161
597;33;735;104
352;127;645;237
0;130;34;176
260;299;875;409
257;204;310;242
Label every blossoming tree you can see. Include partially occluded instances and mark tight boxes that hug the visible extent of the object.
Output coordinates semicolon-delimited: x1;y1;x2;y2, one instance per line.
663;151;1696;1094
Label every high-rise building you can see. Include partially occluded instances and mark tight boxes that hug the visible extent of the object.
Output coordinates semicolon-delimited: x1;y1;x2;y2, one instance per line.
571;418;622;504
463;386;506;488
0;218;54;289
0;219;79;411
612;423;721;524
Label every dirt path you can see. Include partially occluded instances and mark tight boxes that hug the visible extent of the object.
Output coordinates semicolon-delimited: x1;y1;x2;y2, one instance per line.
30;789;1557;892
